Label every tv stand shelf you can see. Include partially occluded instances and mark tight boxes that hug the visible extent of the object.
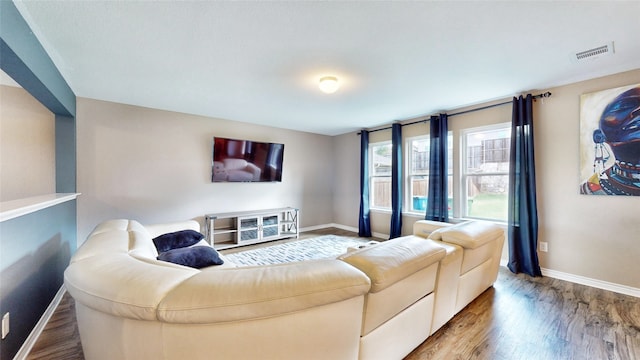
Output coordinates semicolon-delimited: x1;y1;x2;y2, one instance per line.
205;207;299;250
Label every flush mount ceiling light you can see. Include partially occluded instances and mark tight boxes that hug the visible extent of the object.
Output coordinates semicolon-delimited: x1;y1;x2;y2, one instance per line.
319;76;340;94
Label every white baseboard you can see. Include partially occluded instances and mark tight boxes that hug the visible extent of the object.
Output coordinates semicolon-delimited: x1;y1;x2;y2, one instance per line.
500;259;639;298
13;285;66;360
540;267;640;298
299;223;335;232
304;223;388;240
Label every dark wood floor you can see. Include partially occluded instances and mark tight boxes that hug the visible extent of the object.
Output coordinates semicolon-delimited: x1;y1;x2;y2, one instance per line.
405;268;640;360
27;229;640;360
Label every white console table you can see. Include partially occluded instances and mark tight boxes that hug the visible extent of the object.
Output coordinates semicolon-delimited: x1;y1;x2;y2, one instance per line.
205;207;299;250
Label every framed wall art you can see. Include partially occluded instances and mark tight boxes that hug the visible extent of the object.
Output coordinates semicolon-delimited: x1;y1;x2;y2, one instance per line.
579;83;640;196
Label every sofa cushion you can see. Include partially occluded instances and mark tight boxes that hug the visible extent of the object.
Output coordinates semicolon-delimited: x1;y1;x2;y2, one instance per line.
157;260;371;323
338;236;446;293
426;227;448;241
153;230;204;253
157;246;224;269
413;220;454;239
436;221;503;249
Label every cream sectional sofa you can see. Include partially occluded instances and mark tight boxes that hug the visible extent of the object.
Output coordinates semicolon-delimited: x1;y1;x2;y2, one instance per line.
412;220;505;334
64;218;504;360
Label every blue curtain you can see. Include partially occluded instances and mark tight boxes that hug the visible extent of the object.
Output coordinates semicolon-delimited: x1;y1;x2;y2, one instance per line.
507;95;542;277
425;114;449;222
389;123;403;238
358;130;372;237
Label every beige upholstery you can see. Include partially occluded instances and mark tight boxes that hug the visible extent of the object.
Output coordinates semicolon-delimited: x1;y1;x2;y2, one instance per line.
413;219;505;334
66;218;502;360
424;240;463;334
65;219;371;360
338;237;445;360
412;219;454;239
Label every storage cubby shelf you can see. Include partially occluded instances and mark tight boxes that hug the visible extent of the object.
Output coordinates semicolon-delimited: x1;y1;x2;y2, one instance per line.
205;207;299;250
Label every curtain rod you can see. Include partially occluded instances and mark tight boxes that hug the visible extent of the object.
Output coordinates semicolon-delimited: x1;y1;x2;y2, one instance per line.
357;91;552;135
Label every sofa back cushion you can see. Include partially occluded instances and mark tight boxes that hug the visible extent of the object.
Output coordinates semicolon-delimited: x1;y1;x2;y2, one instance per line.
71;221;131;263
130;220;202;260
436;221;503;249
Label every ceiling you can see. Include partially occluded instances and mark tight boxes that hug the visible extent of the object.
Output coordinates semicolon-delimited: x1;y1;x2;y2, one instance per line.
11;1;640;136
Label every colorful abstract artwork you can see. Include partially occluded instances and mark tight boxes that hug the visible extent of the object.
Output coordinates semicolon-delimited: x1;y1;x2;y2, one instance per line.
579;83;640;196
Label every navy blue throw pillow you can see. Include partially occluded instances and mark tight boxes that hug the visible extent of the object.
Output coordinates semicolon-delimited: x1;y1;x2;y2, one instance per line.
152;230;204;253
157;246;224;269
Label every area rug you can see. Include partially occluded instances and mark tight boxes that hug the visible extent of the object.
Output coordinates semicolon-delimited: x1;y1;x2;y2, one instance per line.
222;235;377;267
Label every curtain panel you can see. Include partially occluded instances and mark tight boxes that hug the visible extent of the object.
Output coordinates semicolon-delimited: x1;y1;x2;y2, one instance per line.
358;130;372;237
425;114;449;222
389;123;403;238
507;94;542;277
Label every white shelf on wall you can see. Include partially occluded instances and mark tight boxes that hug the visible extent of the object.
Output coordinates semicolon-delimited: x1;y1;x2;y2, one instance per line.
205;207;299;250
0;193;80;222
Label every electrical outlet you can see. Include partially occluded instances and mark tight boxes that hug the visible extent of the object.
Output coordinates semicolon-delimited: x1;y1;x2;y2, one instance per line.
539;242;548;252
2;312;9;339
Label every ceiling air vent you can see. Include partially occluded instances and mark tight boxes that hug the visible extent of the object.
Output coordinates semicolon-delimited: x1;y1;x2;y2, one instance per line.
573;42;615;62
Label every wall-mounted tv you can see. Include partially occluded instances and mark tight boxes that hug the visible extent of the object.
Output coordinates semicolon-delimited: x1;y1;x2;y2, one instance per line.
212;137;284;182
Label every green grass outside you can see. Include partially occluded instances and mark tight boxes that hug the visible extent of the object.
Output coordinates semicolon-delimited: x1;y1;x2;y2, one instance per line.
467;193;508;221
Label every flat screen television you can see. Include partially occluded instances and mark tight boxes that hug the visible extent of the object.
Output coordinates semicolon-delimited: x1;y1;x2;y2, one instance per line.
212;137;284;182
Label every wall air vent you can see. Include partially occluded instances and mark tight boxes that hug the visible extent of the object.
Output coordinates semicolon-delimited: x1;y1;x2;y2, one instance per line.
573;42;615;62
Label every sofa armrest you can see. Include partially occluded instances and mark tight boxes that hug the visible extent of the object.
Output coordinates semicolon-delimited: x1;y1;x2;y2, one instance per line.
338;236;445;293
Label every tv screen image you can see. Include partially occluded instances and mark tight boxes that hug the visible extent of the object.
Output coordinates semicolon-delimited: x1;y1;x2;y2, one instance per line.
212;137;284;182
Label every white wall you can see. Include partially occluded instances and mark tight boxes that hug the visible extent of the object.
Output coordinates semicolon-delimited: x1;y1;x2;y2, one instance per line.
75;69;640;289
0;84;55;201
331;132;361;228
535;69;640;289
333;69;640;290
332;97;513;238
76;98;335;243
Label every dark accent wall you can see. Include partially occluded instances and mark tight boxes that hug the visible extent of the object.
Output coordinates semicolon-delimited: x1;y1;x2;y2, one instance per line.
0;202;76;360
0;1;77;358
56;115;77;192
0;2;75;116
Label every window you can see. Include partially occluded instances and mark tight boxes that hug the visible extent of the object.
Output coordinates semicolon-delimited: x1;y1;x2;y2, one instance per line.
406;134;453;213
370;141;392;210
369;123;510;223
462;124;510;221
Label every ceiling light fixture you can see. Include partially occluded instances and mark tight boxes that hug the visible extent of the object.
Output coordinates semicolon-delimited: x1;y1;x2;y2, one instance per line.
319;76;339;94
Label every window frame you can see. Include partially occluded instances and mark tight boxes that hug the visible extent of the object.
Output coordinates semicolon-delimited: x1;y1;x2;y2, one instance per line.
369;140;393;211
460;122;511;222
405;135;429;214
405;133;453;215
